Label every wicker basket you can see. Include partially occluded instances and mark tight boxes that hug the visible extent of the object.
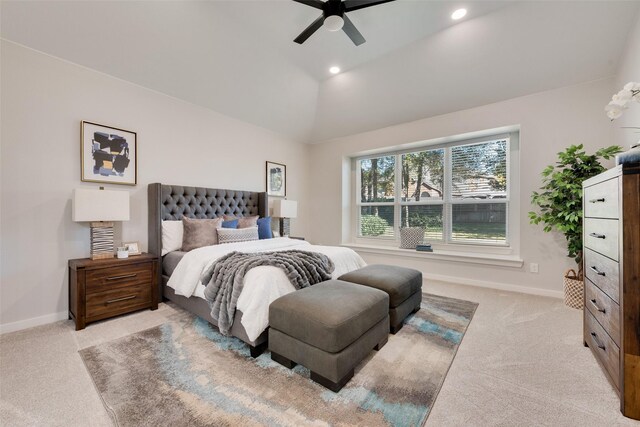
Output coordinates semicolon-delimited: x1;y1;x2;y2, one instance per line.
400;227;424;249
563;269;584;310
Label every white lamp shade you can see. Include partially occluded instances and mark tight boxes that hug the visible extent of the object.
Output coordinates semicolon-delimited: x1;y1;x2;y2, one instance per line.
72;188;130;222
272;199;297;218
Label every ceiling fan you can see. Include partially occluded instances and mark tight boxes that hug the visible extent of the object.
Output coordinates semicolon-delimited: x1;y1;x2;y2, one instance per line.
293;0;396;46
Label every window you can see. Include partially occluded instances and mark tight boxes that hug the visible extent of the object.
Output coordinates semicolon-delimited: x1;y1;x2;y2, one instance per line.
359;156;395;238
356;135;515;247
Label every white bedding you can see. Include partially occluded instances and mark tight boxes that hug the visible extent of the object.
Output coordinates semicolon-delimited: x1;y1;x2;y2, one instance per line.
167;237;366;341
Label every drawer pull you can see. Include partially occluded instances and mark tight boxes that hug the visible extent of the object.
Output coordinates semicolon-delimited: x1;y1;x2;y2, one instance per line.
589;232;606;239
589;266;606;276
588;198;606;203
590;332;606;350
106;273;137;281
106;295;137;304
589;299;606;313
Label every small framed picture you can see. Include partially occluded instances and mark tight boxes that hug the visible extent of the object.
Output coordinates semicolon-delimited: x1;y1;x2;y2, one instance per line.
266;161;286;197
81;121;137;186
123;241;141;256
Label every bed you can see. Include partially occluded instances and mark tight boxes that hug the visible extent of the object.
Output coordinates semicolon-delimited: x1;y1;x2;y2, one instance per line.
148;183;366;357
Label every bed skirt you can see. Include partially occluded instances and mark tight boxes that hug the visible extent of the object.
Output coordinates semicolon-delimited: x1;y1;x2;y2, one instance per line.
162;278;268;349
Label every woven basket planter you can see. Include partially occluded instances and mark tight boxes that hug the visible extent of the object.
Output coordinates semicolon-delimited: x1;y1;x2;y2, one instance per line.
400;227;424;249
563;269;584;310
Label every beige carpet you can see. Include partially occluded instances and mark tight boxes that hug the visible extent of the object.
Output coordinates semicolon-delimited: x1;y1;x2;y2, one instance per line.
1;280;638;426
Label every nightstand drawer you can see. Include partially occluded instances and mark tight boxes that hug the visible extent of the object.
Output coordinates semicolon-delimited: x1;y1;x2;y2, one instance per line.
584;248;619;304
585;310;620;389
585;278;620;346
86;262;153;294
584;218;619;261
584;177;619;219
86;283;152;321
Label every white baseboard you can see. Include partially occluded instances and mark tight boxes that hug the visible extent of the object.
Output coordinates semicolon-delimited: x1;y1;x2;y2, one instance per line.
423;272;564;300
0;274;562;334
0;311;69;335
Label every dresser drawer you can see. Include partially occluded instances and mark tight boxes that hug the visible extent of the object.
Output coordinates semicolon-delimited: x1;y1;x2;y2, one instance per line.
86;283;152;321
584;177;619;219
584;248;620;304
85;262;153;294
585;311;620;389
584;218;619;261
585;278;620;346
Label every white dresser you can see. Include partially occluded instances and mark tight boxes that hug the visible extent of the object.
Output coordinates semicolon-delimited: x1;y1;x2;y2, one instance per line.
582;163;640;419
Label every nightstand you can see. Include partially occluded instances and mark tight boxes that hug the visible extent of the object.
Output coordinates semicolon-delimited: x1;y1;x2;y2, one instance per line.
69;253;159;330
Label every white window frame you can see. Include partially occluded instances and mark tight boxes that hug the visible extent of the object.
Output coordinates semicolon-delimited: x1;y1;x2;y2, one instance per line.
353;132;520;256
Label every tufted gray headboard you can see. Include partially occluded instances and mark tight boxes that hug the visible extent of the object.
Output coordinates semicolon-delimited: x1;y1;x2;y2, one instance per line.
148;183;268;291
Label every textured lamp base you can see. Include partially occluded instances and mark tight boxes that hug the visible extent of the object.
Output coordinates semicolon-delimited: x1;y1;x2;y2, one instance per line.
90;221;115;260
279;218;290;237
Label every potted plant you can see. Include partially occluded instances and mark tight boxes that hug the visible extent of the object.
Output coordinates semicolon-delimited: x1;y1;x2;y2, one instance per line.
529;144;621;309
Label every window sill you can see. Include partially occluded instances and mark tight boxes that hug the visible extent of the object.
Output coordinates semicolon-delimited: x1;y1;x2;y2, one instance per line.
342;243;524;268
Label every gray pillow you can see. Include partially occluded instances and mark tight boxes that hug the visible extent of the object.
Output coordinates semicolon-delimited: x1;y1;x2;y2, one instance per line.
181;217;223;251
217;226;259;244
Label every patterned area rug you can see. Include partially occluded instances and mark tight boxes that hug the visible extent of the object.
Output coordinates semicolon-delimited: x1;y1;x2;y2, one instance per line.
80;293;477;427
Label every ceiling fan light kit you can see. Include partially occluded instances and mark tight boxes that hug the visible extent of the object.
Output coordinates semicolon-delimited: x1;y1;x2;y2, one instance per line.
324;15;344;31
293;0;396;46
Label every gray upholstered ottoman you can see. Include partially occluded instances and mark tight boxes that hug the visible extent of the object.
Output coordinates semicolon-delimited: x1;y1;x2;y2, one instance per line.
269;280;389;392
339;265;422;334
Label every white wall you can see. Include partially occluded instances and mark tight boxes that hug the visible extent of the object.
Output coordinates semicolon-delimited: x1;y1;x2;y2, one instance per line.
308;78;617;297
0;41;309;332
613;11;640;148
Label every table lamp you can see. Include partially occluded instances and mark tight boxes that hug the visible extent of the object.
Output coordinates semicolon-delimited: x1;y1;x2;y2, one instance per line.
273;199;297;237
72;188;130;260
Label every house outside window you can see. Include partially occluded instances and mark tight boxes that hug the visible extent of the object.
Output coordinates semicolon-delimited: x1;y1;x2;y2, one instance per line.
355;133;519;253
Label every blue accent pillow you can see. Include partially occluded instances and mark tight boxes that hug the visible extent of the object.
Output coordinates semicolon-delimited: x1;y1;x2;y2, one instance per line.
257;217;272;240
221;219;238;229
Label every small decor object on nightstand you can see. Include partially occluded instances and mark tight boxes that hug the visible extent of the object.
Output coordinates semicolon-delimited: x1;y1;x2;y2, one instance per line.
123;241;141;256
73;188;130;260
116;246;129;259
266;161;286;197
81;121;137;186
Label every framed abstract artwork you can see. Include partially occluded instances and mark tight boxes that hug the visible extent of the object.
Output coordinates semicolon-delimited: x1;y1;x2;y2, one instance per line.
81;121;137;186
266;161;286;197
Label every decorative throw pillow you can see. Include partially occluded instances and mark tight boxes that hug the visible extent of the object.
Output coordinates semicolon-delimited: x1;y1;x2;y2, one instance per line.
224;214;259;229
217;226;259;244
400;227;425;249
181;217;223;251
221;219;238;229
257;217;272;240
161;220;183;256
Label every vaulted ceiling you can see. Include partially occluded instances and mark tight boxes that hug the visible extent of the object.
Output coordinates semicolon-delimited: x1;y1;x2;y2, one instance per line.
2;1;638;143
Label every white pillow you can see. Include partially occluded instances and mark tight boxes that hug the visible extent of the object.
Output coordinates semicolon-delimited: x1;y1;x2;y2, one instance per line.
217;226;259;244
162;220;184;255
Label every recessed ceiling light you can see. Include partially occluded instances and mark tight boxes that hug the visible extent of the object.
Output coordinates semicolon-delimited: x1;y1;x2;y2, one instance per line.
451;8;467;20
329;66;341;74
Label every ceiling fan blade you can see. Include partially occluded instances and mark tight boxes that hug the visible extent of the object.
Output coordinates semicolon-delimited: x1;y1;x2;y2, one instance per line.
294;15;324;44
343;0;396;13
292;0;325;10
342;14;366;46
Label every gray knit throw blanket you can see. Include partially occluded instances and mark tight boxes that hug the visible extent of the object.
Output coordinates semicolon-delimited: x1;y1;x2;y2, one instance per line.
201;250;335;336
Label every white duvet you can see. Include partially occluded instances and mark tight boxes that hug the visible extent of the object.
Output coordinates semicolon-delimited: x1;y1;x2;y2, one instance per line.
167;237;366;341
